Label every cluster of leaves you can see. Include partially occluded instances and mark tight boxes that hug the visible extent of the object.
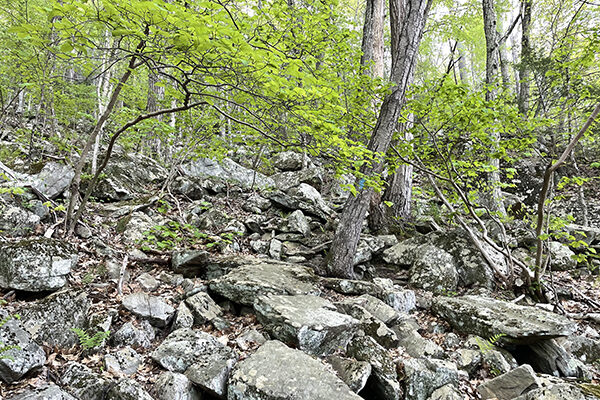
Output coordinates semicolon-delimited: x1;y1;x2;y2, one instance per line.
475;333;506;354
71;328;110;351
139;220;236;252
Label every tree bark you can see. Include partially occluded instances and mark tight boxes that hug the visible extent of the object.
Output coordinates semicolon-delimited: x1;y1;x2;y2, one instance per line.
518;0;532;115
326;0;432;278
361;0;385;79
482;0;505;214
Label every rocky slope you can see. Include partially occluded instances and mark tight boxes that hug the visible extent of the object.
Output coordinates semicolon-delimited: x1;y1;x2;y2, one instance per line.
1;149;599;400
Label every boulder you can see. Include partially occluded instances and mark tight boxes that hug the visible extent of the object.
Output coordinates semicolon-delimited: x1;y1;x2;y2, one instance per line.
346;335;401;400
111;321;155;349
340;294;400;326
354;235;388;266
228;340;362;400
432;295;577;344
155;372;203;400
326;355;372;393
393;322;444;359
513;383;589;400
477;364;540;400
548;241;577;271
180;157;275;190
7;385;77;400
209;260;320;306
336;303;399;348
184;291;222;325
61;362;110;400
428;384;463;400
271;167;324;191
254;294;360;356
0;238;77;292
563;335;600;364
402;358;461;400
104;347;142;376
286;210;311;236
0;205;40;236
100;150;168;193
0;312;46;384
122;293;175;328
523;339;585;377
31;162;74;199
21;290;90;348
272;151;305;171
409;245;458;294
269;186;333;220
107;378;154;400
151;328;237;396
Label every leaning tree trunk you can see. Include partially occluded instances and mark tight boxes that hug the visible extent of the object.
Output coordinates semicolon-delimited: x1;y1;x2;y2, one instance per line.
326;0;432;278
361;0;385;79
482;0;506;215
518;0;532;116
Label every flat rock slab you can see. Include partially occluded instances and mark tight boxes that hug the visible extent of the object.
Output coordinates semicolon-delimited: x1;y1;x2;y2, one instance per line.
122;293;175;328
254;294;360;356
0;312;46;384
7;384;77;400
209;260;320;305
0;238;77;292
478;364;540;400
228;340;362;400
151;328;236;396
432;295;577;344
340;294;400;326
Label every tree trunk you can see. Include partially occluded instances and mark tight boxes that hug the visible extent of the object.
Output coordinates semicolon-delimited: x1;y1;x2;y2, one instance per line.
361;0;385;79
482;0;505;214
326;0;432;278
518;0;532;115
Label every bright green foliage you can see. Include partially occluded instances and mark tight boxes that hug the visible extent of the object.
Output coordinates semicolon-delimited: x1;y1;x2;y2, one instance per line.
71;328;110;350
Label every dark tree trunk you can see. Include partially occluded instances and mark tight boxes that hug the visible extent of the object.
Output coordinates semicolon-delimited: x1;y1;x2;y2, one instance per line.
518;0;532;115
326;0;432;278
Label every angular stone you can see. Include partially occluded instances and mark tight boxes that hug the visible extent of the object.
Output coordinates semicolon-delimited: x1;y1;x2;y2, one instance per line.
151;328;236;376
228;341;361;400
287;210;311;236
31;162;74;199
136;272;159;292
7;385;77;400
107;378;153;400
403;358;461;400
61;362;110;400
254;294;360;356
548;242;577;271
268;238;282;260
524;339;583;377
321;278;384;297
104;347;142;376
326;355;372;393
0;206;40;237
122;293;175;328
564;335;600;364
341;294;400;326
185;354;236;397
273;151;305;171
209;260;320;306
346;335;401;400
235;329;267;351
181;157;275;190
111;321;155;349
428;384;463;400
272;167;324;192
268;189;332;220
0;312;46;384
336;303;399;348
513;383;589;400
478;364;540;400
174;302;195;330
184;291;222;325
21;290;90;348
155;372;202;400
432;295;577;344
409;245;458;294
393;323;444;359
0;238;77;292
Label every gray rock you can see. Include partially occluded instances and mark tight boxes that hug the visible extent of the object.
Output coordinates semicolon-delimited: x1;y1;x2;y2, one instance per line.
526;339;584;377
209;260;320;306
155;372;202;400
0;313;46;384
151;328;235;373
0;205;40;236
354;235;387;266
120;212;164;244
181;157;275;190
273;151;305;171
194;208;231;231
136;273;159;291
228;340;362;400
185;355;236;397
0;238;77;292
321;278;384;296
287;210;311;236
428;383;463;400
31;162;74;199
21;290;90;348
268;238;282;260
242;195;271;213
341;294;400;326
512;383;589;400
432;295;577;344
563;335;600;364
336;303;399;348
122;293;175;328
254;294;360;356
7;385;77;400
102;150;167;192
327;355;372;393
477;364;540;400
393;323;444;359
272;167;324;192
104;347;142;376
184;291;222;325
173;303;195;330
235;329;267;351
269;187;332;220
346;335;401;400
548;242;577;271
373;278;417;314
107;378;153;400
171;250;210;277
112;321;155;349
403;358;461;400
61;362;110;400
409;245;458;294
